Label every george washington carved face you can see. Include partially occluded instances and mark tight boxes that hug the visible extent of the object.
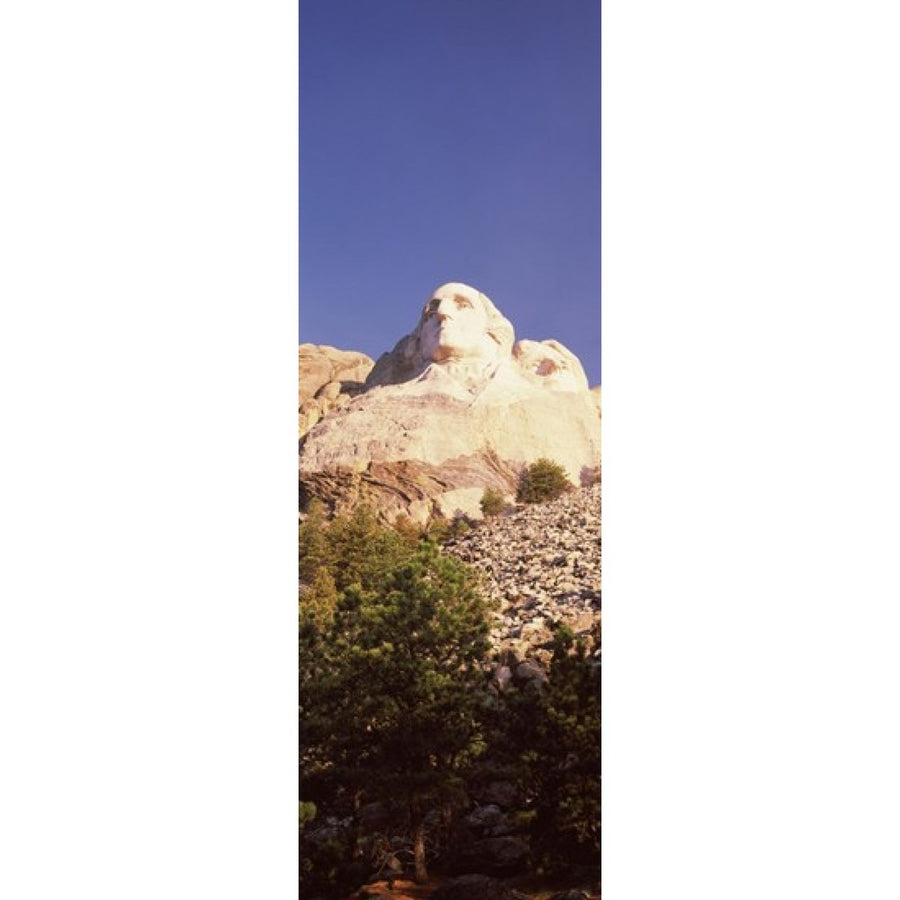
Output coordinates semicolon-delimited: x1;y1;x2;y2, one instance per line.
416;283;513;364
365;282;588;396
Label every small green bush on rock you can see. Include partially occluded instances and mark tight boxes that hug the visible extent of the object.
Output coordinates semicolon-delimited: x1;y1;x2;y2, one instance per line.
516;458;572;504
480;488;506;517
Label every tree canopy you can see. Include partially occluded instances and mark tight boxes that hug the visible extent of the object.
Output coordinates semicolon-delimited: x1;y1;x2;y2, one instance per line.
299;505;495;884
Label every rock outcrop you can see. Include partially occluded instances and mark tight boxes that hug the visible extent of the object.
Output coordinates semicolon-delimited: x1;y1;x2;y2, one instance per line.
298;344;374;437
299;283;601;524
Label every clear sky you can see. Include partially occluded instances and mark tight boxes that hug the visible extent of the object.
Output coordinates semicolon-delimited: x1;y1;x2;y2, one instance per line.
299;0;601;385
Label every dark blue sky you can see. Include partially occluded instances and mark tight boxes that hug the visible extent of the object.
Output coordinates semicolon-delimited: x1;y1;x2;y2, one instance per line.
299;0;601;384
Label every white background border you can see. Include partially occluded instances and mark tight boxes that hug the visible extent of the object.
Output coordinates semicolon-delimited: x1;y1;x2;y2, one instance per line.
603;1;900;897
1;3;298;897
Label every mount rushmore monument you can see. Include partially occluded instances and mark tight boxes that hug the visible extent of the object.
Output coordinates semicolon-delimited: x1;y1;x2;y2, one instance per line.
299;282;601;524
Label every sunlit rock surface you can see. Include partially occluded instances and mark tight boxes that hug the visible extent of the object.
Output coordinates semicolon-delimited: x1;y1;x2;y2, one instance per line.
299;283;601;523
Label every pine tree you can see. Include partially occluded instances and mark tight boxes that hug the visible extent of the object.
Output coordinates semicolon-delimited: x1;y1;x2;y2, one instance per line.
299;566;338;631
299;512;494;885
526;629;601;873
298;499;331;583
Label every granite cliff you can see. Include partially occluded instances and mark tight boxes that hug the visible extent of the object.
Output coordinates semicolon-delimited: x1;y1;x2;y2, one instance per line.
299;283;601;524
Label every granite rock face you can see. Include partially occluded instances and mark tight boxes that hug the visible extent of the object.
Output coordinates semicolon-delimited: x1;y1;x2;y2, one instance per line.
299;284;601;524
298;344;374;437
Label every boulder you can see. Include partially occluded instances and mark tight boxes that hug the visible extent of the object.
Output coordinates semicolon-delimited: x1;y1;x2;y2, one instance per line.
474;780;519;811
461;804;511;837
454;835;530;877
515;658;548;685
491;665;513;693
314;380;343;402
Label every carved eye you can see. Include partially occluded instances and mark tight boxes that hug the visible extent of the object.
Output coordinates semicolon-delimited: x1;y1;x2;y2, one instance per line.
537;359;560;376
454;296;473;309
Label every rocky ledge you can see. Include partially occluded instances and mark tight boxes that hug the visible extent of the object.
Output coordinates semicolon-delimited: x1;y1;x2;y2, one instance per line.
443;483;601;670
